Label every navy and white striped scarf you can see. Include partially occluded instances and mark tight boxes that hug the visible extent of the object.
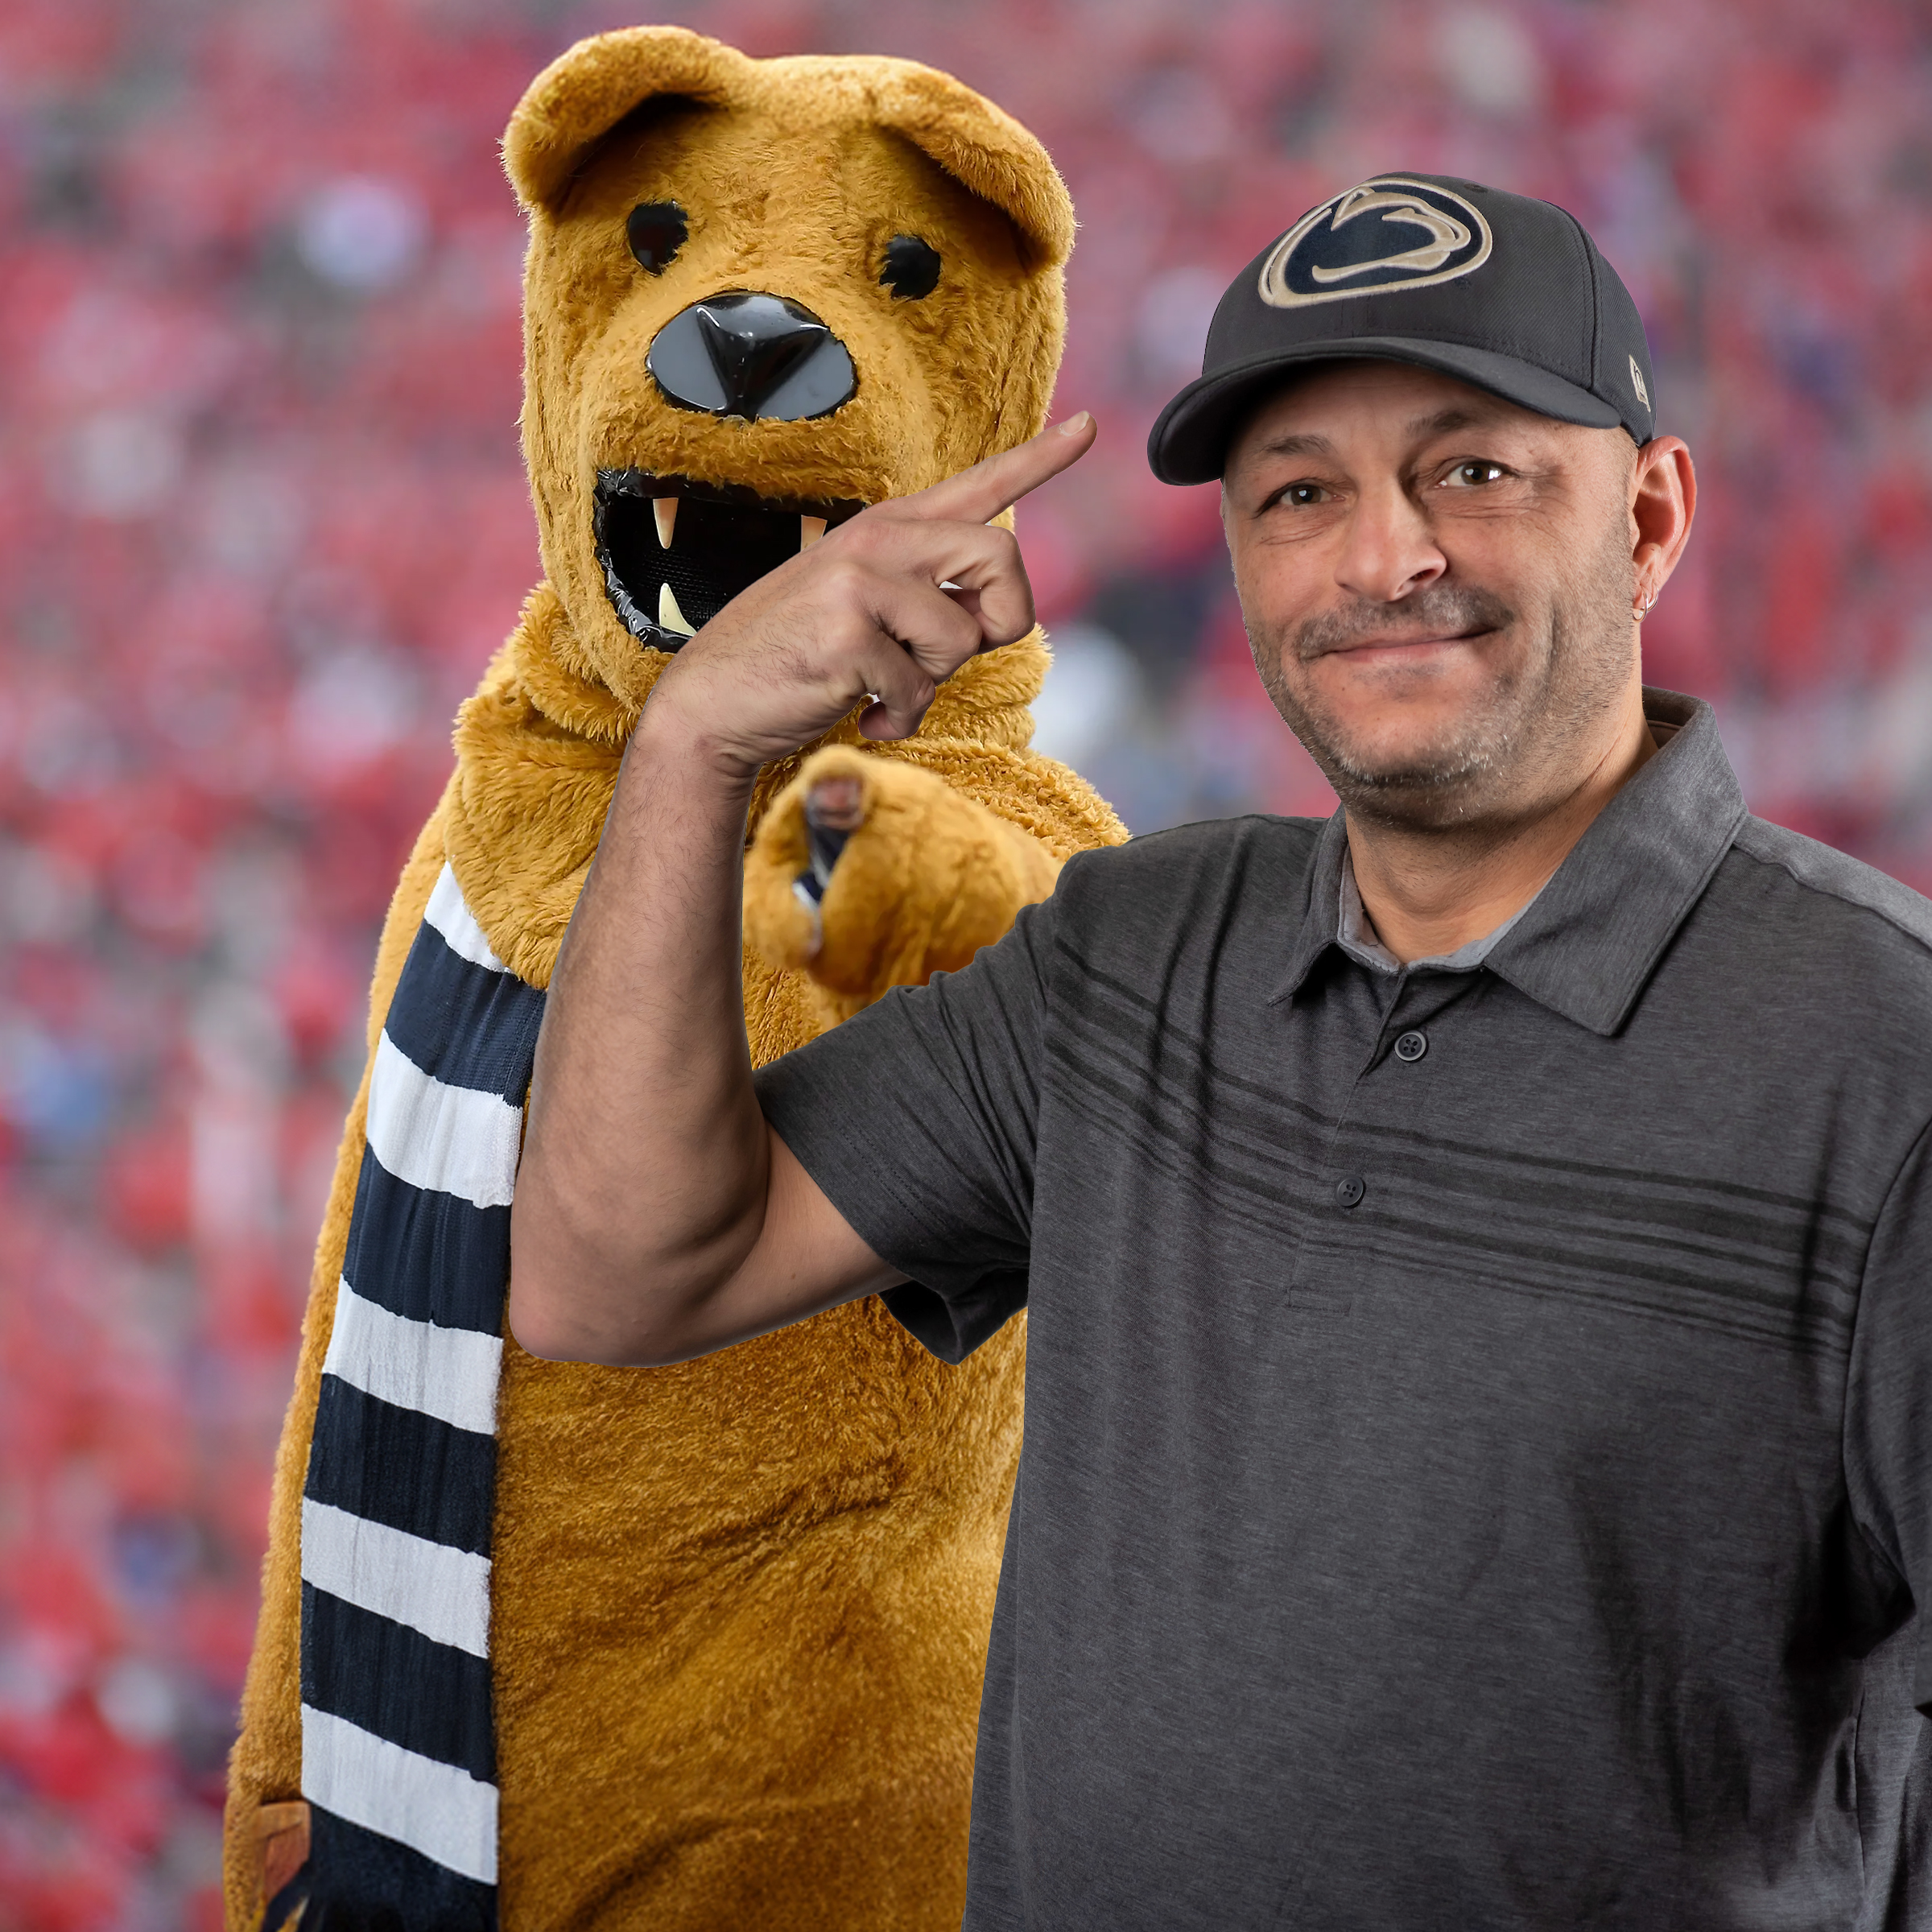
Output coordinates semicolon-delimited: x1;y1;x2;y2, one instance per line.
279;866;544;1930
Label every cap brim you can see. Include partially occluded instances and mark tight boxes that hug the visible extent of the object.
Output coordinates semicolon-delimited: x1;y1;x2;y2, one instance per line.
1146;336;1624;485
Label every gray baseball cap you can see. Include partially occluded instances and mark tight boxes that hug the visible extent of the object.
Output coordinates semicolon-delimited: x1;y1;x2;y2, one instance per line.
1147;173;1656;485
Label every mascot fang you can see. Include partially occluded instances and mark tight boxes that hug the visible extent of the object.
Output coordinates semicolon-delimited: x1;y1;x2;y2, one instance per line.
224;26;1124;1931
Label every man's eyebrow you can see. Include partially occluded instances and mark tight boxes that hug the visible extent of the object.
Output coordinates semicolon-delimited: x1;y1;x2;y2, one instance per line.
1404;403;1514;439
1250;431;1335;460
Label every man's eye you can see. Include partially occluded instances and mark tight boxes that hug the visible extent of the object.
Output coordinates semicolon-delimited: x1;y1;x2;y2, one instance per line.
1444;460;1507;488
1278;482;1329;508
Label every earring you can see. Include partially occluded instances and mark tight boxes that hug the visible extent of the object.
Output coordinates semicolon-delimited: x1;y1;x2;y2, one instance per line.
1635;588;1657;619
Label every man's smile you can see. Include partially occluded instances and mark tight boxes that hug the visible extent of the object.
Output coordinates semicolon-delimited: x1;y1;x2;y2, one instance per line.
1304;624;1498;663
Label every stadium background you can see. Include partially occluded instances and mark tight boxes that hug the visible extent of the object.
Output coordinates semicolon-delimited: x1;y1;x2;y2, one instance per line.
4;0;1931;1922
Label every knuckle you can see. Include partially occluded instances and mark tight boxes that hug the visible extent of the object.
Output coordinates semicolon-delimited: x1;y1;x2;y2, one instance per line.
818;555;868;595
874;653;919;695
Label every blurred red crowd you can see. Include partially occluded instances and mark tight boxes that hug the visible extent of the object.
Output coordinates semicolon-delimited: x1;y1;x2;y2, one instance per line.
2;0;1930;1922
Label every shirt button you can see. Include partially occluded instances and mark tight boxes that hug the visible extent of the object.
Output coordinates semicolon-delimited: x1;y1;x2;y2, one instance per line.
1335;1175;1366;1208
1393;1030;1428;1063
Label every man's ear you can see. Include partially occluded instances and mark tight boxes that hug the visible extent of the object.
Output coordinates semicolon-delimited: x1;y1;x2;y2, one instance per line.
867;67;1075;272
502;26;749;213
1631;436;1696;605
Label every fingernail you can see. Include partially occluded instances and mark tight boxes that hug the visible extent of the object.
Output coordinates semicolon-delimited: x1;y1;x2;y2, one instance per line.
1057;411;1092;437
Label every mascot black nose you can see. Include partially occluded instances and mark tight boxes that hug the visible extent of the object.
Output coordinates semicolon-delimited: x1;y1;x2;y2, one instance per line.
648;292;857;421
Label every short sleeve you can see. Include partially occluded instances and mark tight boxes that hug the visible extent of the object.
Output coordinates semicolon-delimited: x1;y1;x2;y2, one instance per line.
1843;1115;1932;1709
753;891;1055;1362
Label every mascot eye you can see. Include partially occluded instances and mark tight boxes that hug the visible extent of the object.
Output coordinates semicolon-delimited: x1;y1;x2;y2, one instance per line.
880;234;942;300
627;202;688;275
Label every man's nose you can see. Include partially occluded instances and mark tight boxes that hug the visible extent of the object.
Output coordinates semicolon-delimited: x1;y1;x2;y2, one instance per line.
1334;485;1447;602
648;292;857;422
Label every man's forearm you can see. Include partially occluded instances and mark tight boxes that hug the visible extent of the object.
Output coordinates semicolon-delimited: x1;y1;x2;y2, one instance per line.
509;708;769;1362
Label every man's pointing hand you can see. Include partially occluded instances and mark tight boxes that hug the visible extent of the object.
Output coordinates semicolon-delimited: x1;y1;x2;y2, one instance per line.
646;413;1098;781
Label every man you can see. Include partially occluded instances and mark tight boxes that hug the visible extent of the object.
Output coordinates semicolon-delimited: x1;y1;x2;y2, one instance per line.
510;175;1932;1928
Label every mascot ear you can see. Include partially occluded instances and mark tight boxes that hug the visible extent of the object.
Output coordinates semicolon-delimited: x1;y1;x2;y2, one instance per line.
869;68;1075;273
502;27;749;213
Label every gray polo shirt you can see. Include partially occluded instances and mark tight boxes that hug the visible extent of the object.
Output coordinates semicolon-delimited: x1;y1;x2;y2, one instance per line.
756;690;1932;1930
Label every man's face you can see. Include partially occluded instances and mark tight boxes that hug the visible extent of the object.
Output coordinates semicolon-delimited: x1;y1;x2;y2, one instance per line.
1220;360;1644;831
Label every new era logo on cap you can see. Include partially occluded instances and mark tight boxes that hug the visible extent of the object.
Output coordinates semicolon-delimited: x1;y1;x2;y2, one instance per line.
1147;171;1658;485
1258;180;1492;309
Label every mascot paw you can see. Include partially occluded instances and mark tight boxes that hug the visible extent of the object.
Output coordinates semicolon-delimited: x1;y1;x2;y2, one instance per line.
745;745;1058;1018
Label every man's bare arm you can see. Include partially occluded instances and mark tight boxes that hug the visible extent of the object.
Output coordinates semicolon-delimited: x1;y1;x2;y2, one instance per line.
508;415;1096;1366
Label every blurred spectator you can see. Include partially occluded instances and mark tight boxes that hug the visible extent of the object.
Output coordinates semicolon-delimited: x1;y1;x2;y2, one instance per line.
4;0;1932;1922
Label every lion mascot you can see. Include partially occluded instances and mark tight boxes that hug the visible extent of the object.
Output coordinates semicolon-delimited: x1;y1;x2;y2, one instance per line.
222;24;1124;1932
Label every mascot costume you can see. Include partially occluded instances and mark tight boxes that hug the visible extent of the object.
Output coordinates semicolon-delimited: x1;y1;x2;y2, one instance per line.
222;24;1125;1932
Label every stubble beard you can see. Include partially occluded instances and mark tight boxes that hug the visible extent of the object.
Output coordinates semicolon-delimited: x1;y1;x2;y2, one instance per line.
1249;518;1638;832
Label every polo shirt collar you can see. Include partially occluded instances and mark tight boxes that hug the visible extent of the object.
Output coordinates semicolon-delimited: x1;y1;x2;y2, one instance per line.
1276;689;1748;1037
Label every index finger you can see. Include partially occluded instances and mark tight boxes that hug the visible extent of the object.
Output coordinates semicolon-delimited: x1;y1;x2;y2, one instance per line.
891;412;1097;526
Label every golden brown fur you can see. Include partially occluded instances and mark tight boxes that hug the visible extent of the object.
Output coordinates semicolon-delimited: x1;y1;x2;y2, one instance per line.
224;27;1122;1930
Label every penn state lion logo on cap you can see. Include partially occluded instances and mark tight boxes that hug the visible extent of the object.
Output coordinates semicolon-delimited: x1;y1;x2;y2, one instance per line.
1259;178;1492;309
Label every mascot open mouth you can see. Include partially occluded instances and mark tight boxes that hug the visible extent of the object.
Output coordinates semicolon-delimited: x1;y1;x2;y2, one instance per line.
594;469;865;650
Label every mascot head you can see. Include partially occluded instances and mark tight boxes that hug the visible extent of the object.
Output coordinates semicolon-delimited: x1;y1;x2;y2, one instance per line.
502;27;1075;712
